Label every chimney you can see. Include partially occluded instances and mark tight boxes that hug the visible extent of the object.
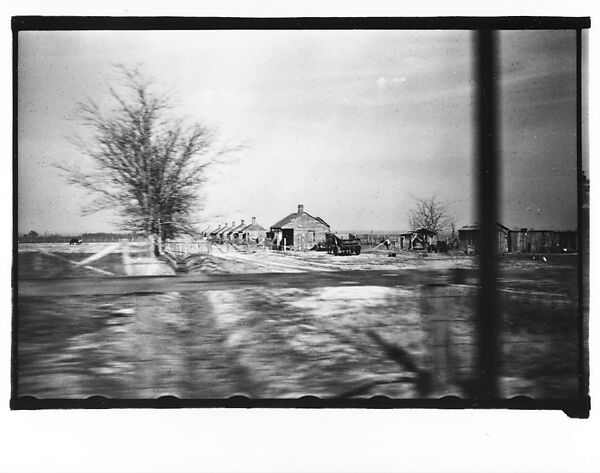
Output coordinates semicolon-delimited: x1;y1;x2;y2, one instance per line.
232;221;235;226
298;204;304;214
241;220;245;226
252;217;256;224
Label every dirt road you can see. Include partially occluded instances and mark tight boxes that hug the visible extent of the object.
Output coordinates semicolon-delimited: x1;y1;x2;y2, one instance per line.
15;247;581;400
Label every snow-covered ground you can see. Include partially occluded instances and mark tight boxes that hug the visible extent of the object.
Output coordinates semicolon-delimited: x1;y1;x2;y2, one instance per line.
16;243;580;399
17;241;151;254
17;242;174;277
18;242;477;276
192;247;477;274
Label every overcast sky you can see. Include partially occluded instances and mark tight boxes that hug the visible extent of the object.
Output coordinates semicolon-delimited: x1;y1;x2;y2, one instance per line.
17;29;584;234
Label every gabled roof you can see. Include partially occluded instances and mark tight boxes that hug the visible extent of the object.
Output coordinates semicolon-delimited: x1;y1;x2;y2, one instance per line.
226;223;241;234
241;221;267;232
459;222;509;231
220;223;237;234
209;224;224;234
271;211;330;229
229;222;248;233
271;212;297;229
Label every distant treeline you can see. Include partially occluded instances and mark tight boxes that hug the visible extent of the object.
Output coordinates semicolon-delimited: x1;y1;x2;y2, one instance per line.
18;232;148;243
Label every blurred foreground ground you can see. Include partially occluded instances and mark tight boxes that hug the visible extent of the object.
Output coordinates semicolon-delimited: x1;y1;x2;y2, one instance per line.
16;243;581;399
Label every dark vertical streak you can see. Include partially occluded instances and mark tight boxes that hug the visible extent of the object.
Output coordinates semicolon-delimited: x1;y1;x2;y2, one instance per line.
575;29;586;402
12;29;19;403
474;30;500;402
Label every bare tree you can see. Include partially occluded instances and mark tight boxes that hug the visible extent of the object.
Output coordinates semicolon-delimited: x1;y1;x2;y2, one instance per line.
408;195;451;234
60;66;238;255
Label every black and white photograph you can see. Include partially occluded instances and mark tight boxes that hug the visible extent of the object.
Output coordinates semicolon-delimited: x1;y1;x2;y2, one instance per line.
13;19;589;410
4;8;600;473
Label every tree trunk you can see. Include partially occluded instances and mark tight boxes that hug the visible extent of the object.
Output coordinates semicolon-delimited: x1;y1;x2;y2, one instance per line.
152;233;161;256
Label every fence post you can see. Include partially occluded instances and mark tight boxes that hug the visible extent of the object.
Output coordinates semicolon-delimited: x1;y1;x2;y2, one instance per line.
420;282;476;397
421;284;452;395
121;240;133;276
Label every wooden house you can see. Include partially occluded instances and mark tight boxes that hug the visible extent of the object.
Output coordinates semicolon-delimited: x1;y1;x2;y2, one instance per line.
209;223;225;240
240;217;267;243
269;204;330;250
219;222;237;241
229;220;247;242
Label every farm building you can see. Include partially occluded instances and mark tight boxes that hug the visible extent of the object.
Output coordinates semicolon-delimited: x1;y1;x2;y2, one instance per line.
398;228;438;251
240;217;267;243
220;221;238;241
269;204;330;250
221;222;237;240
199;226;211;238
458;222;509;254
209;223;225;239
229;220;248;242
508;229;577;253
546;230;577;253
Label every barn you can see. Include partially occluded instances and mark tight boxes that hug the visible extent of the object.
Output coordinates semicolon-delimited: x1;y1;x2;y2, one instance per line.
269;204;330;250
458;222;509;254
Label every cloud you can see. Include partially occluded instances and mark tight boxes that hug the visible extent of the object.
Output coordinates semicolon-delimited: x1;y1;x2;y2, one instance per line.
376;76;406;87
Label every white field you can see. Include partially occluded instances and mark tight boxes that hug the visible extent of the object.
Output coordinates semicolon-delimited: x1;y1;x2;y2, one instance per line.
199;247;477;273
18;242;477;276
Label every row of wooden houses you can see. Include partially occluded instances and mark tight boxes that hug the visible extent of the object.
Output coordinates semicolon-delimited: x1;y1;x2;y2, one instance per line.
202;203;577;254
203;204;331;249
202;217;267;244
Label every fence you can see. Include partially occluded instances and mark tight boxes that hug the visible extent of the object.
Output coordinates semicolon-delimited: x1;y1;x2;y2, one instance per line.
17;233;148;244
163;240;212;258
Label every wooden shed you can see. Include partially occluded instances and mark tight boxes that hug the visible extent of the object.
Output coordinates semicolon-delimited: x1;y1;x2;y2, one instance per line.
508;228;577;253
398;228;438;250
269;204;330;250
458;222;509;254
